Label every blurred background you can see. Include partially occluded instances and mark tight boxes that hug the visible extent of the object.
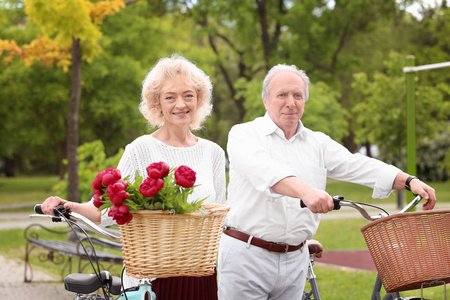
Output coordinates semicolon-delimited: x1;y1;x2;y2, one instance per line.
0;0;448;203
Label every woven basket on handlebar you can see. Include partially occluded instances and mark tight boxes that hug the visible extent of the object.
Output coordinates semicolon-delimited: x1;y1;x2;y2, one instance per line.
361;209;450;293
119;203;230;279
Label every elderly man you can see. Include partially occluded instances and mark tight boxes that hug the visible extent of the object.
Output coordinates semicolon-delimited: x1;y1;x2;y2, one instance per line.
217;63;436;300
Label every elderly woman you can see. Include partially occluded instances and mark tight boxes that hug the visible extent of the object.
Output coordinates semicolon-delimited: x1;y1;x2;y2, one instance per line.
40;54;226;300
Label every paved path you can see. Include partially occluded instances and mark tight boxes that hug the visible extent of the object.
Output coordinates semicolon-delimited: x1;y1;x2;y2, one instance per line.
0;253;74;299
0;203;75;299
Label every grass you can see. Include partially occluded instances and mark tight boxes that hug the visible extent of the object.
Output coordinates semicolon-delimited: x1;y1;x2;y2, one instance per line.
0;175;59;211
1;175;449;298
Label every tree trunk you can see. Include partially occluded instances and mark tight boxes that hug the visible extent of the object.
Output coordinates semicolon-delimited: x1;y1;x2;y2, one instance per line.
255;0;271;70
364;141;372;157
67;38;82;202
3;157;17;177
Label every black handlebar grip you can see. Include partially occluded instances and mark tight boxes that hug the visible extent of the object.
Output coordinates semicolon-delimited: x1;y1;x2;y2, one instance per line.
300;195;344;210
332;195;344;210
34;204;43;214
34;204;68;215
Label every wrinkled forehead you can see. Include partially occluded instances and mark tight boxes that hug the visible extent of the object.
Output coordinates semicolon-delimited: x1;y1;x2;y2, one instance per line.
269;72;306;94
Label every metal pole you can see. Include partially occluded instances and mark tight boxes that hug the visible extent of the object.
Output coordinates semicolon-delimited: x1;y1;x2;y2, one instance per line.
406;55;416;203
403;61;450;73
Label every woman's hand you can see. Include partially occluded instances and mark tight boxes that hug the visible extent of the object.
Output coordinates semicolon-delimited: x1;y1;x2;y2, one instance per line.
40;196;73;215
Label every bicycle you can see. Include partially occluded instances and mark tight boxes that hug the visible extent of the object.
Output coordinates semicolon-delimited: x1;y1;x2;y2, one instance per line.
301;195;450;300
32;204;156;300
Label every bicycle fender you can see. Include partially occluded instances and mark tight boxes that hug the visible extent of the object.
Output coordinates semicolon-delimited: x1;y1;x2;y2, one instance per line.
118;285;156;300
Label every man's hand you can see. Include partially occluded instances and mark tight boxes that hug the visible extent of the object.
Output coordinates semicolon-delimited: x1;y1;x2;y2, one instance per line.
409;179;436;210
300;189;335;214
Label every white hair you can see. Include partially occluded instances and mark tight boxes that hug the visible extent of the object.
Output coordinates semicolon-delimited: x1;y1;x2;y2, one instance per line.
261;64;310;101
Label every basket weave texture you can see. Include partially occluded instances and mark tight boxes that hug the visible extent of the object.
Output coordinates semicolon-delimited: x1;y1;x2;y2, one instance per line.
361;209;450;292
119;203;230;279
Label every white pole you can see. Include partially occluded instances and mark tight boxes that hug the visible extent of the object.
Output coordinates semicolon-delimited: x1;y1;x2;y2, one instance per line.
403;61;450;73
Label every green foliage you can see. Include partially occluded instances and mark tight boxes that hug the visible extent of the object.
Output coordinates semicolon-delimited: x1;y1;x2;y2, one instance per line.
79;52;147;151
236;76;265;122
52;140;123;202
0;61;69;173
351;51;449;158
24;0;102;60
302;81;348;142
416;128;450;181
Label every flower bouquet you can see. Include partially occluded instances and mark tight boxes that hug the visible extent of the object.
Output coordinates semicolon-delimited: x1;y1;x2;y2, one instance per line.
90;161;230;279
91;161;206;225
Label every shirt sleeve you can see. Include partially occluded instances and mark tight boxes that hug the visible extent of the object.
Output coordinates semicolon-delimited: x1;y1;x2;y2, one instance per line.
227;123;297;198
323;135;402;199
212;144;227;204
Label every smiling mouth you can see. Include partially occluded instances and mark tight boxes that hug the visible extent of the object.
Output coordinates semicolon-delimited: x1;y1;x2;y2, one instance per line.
173;111;189;116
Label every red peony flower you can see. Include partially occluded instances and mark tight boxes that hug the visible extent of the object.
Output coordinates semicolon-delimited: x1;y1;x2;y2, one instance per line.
92;167;122;190
114;205;133;225
174;165;196;188
91;161;204;225
93;190;104;208
139;177;164;197
91;170;106;190
146;161;170;179
107;180;129;206
108;204;119;217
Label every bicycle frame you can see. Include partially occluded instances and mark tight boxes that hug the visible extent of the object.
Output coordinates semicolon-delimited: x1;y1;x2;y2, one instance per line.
31;206;156;300
303;256;321;300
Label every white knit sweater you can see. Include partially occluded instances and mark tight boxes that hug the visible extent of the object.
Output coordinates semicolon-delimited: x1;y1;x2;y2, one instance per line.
100;134;227;225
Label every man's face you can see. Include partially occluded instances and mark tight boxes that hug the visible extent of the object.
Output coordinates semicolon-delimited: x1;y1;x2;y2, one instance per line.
264;71;306;137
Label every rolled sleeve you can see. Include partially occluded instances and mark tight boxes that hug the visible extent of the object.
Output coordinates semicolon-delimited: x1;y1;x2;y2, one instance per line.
372;165;402;199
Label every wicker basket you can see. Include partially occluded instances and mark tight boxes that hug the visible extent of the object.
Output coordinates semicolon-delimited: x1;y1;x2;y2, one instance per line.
361;209;450;292
119;203;230;279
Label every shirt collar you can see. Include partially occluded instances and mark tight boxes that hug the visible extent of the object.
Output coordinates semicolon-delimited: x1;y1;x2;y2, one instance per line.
262;113;305;140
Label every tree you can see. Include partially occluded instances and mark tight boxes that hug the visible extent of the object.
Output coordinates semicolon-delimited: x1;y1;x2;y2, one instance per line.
351;52;449;164
0;0;133;201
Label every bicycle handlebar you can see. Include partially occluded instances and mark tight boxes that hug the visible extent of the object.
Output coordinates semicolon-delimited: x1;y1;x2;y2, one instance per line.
32;193;423;242
32;204;121;242
300;194;423;221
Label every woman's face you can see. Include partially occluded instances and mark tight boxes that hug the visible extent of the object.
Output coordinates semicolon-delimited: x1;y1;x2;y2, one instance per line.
159;75;198;128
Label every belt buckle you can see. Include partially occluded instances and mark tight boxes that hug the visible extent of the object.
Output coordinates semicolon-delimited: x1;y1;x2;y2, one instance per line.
275;242;289;253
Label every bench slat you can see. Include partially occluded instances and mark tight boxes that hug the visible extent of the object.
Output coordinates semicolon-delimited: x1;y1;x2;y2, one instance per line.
28;239;123;263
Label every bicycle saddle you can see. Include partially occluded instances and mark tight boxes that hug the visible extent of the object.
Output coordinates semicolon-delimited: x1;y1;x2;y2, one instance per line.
64;271;122;295
307;239;323;258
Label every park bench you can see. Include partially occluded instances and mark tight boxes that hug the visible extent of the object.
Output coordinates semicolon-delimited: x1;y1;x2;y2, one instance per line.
24;222;123;282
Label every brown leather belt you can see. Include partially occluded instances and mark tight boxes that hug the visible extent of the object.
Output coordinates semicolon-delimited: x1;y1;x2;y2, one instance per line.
223;227;305;253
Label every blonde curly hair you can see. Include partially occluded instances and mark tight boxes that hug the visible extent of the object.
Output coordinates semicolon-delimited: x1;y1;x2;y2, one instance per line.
139;54;213;130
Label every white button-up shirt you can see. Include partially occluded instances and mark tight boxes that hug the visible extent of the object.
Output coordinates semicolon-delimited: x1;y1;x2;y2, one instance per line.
226;114;401;245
